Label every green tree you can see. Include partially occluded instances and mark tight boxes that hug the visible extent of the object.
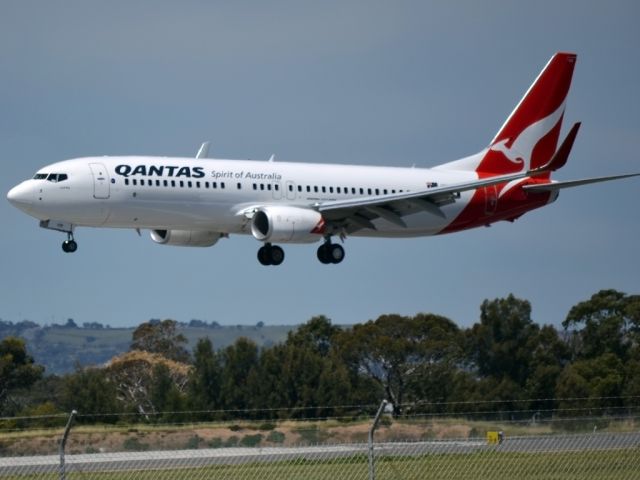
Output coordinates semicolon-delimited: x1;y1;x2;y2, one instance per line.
467;294;540;386
555;353;625;414
188;338;222;413
130;319;190;363
219;337;259;413
0;337;44;414
563;289;640;361
61;367;119;422
339;313;462;413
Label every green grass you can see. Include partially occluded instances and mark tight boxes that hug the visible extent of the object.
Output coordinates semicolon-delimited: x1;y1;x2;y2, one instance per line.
3;448;638;480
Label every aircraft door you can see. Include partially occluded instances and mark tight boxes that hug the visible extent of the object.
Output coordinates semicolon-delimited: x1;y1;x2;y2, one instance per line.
285;181;296;200
484;185;497;215
89;163;110;199
272;182;282;200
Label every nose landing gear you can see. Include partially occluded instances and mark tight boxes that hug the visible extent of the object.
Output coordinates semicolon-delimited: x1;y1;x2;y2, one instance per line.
62;233;78;253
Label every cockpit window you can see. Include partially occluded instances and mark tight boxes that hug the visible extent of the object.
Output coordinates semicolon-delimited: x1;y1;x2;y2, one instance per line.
34;173;48;180
45;173;68;183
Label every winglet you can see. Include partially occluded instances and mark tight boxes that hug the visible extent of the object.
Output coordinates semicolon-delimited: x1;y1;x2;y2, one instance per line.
196;141;211;159
531;122;581;174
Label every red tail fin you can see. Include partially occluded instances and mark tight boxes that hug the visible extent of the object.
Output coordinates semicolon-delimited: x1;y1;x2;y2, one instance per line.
477;53;577;176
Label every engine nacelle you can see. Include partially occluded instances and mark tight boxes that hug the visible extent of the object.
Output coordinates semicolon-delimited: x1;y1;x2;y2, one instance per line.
150;230;222;247
251;206;324;243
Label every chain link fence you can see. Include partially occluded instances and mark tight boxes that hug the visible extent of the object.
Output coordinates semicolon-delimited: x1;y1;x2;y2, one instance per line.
1;406;639;479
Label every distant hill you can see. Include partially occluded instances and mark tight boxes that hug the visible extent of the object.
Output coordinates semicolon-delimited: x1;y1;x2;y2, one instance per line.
0;320;295;374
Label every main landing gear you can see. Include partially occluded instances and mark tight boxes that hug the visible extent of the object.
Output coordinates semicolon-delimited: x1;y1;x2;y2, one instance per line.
257;243;285;266
317;240;345;264
61;232;78;253
256;239;345;266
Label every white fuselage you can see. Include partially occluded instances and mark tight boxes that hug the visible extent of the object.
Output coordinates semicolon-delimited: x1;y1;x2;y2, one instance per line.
10;156;480;239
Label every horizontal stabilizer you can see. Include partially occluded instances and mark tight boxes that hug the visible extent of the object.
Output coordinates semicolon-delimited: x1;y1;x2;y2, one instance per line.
523;173;640;192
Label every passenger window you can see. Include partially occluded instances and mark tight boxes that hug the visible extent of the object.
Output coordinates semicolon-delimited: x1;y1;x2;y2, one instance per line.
237;182;242;189
125;179;130;186
156;180;160;186
375;188;379;195
171;180;176;187
297;185;302;192
180;181;184;187
164;180;168;187
267;184;272;191
260;184;264;191
196;181;201;188
359;188;364;194
221;182;225;189
314;186;319;193
275;184;279;191
336;187;341;193
133;179;138;186
383;189;387;195
329;187;334;193
188;181;192;188
307;186;311;193
213;182;217;188
289;185;293;192
253;184;257;190
205;181;209;188
368;188;372;195
322;186;326;193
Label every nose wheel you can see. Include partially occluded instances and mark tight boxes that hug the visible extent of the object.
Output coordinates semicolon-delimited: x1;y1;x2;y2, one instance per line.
257;243;284;266
317;241;344;264
62;233;78;253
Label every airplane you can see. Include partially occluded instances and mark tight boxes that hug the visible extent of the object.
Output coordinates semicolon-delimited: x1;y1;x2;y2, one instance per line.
7;52;639;266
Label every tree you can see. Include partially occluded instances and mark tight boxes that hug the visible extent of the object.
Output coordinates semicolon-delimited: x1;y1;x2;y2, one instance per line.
219;337;259;412
555;353;624;415
61;367;118;421
563;289;640;361
130;319;190;363
105;350;191;415
188;338;222;412
0;337;44;414
338;313;462;413
467;295;541;386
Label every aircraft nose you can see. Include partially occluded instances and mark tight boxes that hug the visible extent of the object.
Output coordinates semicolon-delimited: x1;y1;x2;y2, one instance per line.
7;182;33;212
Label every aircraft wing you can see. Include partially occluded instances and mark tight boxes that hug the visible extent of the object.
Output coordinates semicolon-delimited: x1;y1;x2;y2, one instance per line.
316;170;535;231
522;173;640;192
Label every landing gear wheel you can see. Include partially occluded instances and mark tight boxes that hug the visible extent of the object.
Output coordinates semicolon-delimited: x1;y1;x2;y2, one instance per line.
328;244;344;264
257;246;271;266
317;242;344;264
317;244;331;264
62;239;78;253
270;245;285;266
257;244;285;266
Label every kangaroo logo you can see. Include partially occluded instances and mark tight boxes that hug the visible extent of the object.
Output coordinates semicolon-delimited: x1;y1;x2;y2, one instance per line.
489;100;566;172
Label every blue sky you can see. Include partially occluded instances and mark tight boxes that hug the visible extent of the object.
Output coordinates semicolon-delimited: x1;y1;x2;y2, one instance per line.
1;1;638;329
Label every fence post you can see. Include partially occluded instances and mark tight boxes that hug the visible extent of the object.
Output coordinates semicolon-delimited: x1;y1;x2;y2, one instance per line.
59;410;77;480
368;399;388;480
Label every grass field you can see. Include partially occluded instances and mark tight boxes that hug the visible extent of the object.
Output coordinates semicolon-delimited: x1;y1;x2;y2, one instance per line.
3;448;639;480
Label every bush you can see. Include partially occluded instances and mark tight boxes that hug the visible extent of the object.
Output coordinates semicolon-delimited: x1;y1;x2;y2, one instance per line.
186;435;201;449
208;438;224;448
229;424;242;432
266;430;285;443
224;436;239;447
240;434;263;447
123;437;149;451
258;422;276;431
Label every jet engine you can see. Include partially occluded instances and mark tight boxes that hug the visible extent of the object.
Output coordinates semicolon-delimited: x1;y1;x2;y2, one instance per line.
150;229;222;247
250;206;324;243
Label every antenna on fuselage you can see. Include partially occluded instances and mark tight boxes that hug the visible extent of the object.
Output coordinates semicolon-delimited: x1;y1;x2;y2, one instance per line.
268;154;275;162
196;141;211;159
